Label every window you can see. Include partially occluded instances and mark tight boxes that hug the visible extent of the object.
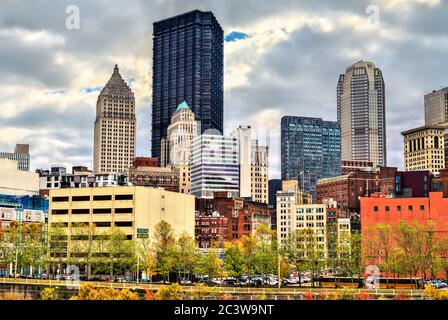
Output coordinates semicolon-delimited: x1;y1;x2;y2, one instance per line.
52;197;69;202
94;222;112;227
72;196;90;202
396;206;401;212
408;205;413;211
420;205;425;211
72;209;90;214
373;206;378;212
385;206;390;212
93;195;112;201
115;208;133;214
115;221;133;227
52;209;68;215
115;194;133;200
92;208;112;214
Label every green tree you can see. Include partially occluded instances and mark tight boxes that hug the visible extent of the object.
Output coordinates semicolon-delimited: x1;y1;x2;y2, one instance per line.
238;235;257;279
173;232;198;282
284;229;308;287
253;224;278;285
196;248;223;281
153;221;176;283
47;224;68;277
435;236;448;281
223;242;244;281
68;223;98;280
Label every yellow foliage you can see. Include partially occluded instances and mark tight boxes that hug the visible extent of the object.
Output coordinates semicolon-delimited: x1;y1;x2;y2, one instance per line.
156;283;184;300
72;283;139;300
423;285;448;300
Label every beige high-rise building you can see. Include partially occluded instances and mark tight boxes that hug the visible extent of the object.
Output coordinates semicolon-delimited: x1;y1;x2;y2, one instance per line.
251;142;269;204
93;65;136;174
402;123;448;173
425;87;448;126
337;60;386;168
160;101;199;168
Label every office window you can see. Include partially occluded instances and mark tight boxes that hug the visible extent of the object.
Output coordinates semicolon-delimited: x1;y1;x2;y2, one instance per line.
94;222;112;227
51;209;68;215
373;206;378;212
420;205;425;211
396;206;401;212
408;205;413;211
385;206;390;212
115;221;133;227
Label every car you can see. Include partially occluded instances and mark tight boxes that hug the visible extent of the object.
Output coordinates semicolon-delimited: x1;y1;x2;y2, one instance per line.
179;278;192;285
223;278;237;286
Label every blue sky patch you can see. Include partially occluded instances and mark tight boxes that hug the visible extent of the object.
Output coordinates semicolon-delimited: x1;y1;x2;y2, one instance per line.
225;31;249;42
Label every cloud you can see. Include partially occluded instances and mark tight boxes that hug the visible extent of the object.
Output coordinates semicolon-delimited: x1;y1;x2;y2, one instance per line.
0;0;446;179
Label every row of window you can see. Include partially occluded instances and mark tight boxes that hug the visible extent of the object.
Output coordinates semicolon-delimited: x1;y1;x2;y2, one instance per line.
52;194;133;202
373;205;426;212
51;208;133;215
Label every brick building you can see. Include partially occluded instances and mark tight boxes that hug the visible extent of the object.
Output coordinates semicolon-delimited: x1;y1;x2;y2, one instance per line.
196;192;272;241
195;212;228;248
316;167;430;215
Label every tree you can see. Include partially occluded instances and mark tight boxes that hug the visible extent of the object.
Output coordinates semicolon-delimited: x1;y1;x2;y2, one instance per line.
238;235;257;279
105;228;135;280
172;233;198;282
223;242;244;281
47;224;68;277
284;230;308;287
301;228;325;288
435;236;448;280
153;221;176;283
253;224;278;285
196;248;223;281
68;223;99;280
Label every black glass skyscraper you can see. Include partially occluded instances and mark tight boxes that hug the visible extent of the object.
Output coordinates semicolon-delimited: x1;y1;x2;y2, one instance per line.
281;116;341;200
151;10;224;159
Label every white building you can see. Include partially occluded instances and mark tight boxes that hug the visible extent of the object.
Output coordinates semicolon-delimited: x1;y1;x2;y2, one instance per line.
0;159;39;196
191;131;240;198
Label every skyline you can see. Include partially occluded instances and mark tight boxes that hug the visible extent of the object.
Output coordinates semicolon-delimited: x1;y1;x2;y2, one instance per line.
0;0;448;178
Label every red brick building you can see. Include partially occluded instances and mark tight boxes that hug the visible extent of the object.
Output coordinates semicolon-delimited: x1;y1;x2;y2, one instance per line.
133;157;158;168
431;169;448;197
196;192;272;241
360;192;448;277
195;212;229;248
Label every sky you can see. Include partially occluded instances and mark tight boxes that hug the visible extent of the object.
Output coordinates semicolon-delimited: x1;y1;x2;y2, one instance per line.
0;0;447;178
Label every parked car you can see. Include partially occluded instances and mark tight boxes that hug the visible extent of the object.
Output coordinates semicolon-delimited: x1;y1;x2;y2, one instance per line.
180;278;192;285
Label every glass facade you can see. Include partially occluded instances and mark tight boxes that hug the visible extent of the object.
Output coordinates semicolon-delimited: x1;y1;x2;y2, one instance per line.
151;10;224;158
281;116;341;200
191;133;240;198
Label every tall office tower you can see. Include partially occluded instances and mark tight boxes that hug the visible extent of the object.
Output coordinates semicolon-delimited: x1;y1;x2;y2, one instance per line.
281;116;341;200
337;60;386;167
160;101;199;167
231;126;252;198
93;65;136;174
191;131;240;198
151;10;224;159
251;142;269;204
425;87;448;125
0;144;30;171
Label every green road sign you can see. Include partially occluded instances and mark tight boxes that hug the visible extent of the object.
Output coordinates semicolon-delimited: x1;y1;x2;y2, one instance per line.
137;233;149;239
137;228;149;234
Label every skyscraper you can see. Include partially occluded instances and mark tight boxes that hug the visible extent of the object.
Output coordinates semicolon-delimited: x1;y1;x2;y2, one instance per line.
160;101;200;167
337;60;386;167
93;65;136;174
425;87;448;126
191;131;239;198
151;10;224;159
281;116;341;200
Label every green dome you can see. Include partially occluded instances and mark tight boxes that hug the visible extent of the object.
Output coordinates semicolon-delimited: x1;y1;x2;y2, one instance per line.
176;101;190;111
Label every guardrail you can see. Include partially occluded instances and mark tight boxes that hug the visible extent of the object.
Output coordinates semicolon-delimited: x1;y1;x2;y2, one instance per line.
0;278;425;297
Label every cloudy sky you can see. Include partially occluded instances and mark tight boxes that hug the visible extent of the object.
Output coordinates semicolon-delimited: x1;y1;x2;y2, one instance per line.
0;0;447;178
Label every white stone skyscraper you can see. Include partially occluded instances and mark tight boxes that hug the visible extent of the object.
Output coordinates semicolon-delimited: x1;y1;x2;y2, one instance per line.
337;60;386;167
93;65;136;174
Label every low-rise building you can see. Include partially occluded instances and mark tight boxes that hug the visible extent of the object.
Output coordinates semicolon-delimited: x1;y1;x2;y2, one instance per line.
195;211;228;248
0;144;30;171
128;165;179;192
0;159;39;196
48;186;195;258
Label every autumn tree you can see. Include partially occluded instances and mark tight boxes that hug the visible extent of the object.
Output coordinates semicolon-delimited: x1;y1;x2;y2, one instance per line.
153;221;176;283
223;242;244;281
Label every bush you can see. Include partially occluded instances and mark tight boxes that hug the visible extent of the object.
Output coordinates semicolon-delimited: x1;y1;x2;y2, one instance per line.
71;283;139;300
144;290;156;300
302;292;314;300
156;283;184;300
393;292;410;300
1;292;22;300
326;292;340;300
422;285;448;300
40;288;58;300
355;291;372;300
